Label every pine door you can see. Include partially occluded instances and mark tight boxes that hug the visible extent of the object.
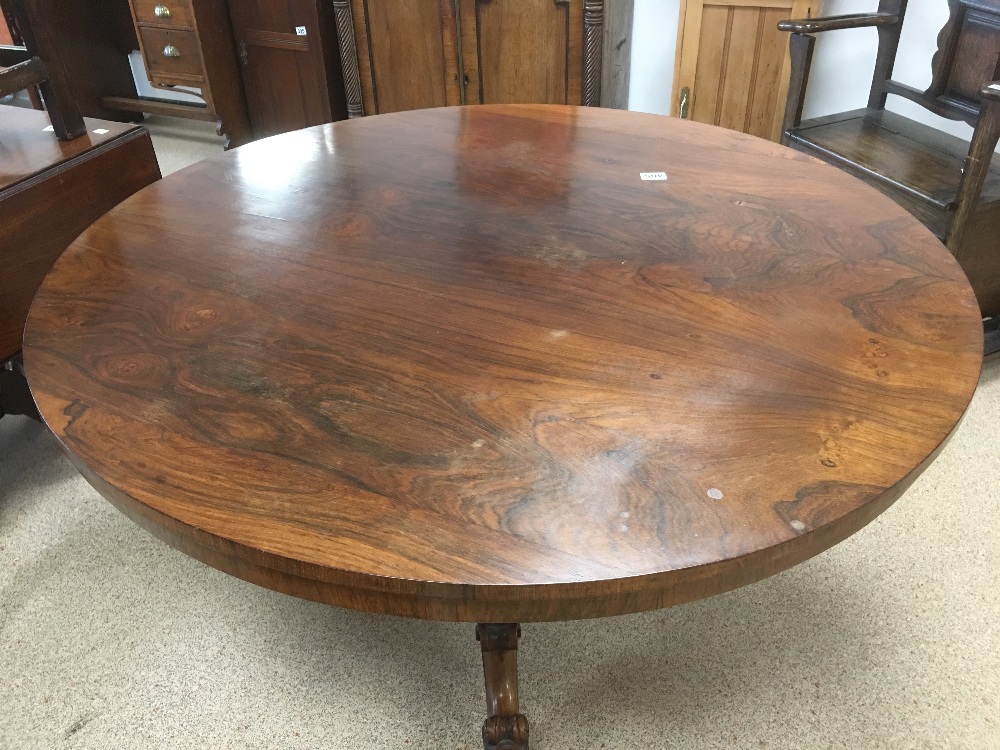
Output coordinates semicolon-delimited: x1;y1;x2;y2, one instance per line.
672;0;819;141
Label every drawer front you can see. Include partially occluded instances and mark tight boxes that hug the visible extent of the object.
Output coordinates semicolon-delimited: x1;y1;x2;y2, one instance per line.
140;28;204;81
132;0;194;28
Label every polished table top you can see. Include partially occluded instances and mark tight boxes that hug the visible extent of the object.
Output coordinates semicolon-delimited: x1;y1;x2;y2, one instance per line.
24;104;983;623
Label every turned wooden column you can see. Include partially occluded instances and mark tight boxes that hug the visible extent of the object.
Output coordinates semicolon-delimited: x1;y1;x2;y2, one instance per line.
476;624;528;750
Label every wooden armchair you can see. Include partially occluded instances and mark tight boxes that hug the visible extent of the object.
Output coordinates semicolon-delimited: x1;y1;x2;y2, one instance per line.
778;0;1000;353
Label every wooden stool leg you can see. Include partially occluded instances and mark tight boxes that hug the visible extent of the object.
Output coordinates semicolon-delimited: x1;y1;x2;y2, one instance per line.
476;623;529;750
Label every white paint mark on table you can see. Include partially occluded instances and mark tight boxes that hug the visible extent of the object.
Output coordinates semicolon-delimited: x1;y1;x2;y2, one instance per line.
472;439;485;449
707;488;724;500
550;329;569;339
790;520;807;532
640;172;667;181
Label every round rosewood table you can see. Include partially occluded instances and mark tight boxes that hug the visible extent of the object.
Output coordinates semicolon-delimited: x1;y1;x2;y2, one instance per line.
24;105;983;748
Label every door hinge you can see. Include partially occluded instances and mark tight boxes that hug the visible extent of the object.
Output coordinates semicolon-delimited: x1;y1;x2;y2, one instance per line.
679;86;690;119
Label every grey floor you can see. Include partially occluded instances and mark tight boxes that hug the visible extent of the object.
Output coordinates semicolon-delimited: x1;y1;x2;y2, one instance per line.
2;117;998;750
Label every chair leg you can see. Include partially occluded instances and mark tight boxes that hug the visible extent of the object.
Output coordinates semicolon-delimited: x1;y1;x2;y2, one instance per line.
781;33;816;144
985;317;1000;357
948;98;1000;257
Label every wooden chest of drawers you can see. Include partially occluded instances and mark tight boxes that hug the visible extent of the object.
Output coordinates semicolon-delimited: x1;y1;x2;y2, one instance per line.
124;0;251;148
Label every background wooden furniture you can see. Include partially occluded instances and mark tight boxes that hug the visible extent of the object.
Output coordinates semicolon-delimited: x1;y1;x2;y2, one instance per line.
24;105;983;746
332;0;609;117
672;0;820;141
0;2;11;45
226;0;346;139
104;0;252;148
2;0;143;122
778;0;1000;353
601;0;633;109
0;0;44;109
0;0;86;139
0;107;160;419
2;0;157;419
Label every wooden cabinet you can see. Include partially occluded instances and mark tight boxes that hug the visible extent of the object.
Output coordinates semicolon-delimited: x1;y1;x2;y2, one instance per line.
332;0;606;117
122;0;252;148
672;0;819;142
227;0;348;139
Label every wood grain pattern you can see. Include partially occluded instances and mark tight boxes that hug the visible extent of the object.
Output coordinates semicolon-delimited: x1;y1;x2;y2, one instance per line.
362;0;457;114
473;0;569;105
24;105;983;623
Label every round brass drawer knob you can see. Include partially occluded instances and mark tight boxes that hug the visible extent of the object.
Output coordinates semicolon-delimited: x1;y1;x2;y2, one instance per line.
162;44;181;58
153;4;171;17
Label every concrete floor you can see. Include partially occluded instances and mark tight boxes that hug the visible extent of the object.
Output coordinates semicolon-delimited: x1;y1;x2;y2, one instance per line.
1;117;998;749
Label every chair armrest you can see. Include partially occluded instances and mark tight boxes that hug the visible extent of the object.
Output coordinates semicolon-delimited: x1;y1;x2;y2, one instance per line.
0;56;46;99
778;12;901;34
982;81;1000;103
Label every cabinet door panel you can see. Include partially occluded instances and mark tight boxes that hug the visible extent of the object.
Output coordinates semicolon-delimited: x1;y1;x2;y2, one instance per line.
359;0;461;114
229;0;339;138
463;0;583;105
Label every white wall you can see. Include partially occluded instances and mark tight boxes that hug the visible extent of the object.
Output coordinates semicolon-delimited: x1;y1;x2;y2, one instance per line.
804;0;976;141
628;0;988;148
628;0;680;114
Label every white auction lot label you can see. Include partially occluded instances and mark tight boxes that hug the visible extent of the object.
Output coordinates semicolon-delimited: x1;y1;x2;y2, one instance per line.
640;172;668;181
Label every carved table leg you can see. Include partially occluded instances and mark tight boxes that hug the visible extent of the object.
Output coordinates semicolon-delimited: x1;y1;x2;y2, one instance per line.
476;623;529;750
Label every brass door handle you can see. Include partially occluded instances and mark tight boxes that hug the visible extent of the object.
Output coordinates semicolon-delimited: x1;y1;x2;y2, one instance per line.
163;44;181;58
679;86;690;119
154;4;171;17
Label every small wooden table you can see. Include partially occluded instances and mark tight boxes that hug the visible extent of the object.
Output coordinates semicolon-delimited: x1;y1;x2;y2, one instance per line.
24;105;983;748
1;106;159;418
